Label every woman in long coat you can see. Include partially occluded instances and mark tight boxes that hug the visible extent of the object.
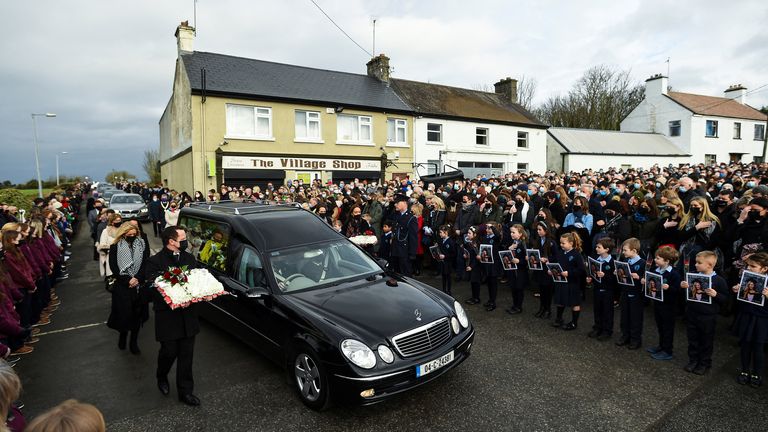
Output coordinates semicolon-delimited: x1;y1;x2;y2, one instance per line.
107;223;149;354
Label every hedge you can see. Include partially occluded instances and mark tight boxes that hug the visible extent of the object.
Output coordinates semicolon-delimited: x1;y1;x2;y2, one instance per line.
0;188;34;213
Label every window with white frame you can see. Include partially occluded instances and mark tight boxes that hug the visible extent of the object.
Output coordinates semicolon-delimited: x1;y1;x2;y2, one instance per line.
476;128;489;145
226;104;272;139
705;120;718;137
755;124;766;141
516;163;528;172
295;110;321;141
669;120;681;137
387;118;407;145
427;123;442;143
337;114;372;143
704;154;717;165
733;122;741;139
517;131;529;148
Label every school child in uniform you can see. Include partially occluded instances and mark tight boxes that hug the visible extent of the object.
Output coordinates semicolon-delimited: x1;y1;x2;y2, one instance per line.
731;252;768;387
644;246;682;360
505;224;529;315
378;221;393;265
679;250;728;375
586;238;616;341
532;221;559;319
616;238;647;350
551;232;585;330
463;226;483;306
479;223;502;311
437;225;457;296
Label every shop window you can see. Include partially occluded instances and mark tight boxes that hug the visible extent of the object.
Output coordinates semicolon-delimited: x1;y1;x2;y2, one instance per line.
295;110;321;141
427;123;442;143
387;118;407;145
226;104;271;139
337;115;372;144
178;216;231;272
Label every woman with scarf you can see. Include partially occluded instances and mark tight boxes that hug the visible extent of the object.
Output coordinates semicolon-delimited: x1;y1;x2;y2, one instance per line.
107;223;149;354
678;196;722;273
508;192;536;234
630;197;660;256
98;214;122;282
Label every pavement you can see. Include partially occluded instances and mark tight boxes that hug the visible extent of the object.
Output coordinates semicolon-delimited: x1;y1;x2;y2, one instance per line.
13;219;768;431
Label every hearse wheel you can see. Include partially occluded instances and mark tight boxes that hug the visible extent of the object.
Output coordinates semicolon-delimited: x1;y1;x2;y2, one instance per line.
292;345;331;410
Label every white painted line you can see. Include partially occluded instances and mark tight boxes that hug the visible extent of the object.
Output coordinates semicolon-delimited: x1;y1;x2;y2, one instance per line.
36;322;105;336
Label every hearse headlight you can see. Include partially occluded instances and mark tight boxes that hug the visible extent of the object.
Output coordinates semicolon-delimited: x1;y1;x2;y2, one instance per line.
140;207;148;213
454;301;469;328
377;345;394;364
341;339;376;369
451;317;460;334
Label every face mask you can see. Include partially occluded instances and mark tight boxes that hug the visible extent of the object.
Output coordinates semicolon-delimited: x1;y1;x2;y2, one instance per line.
634;183;641;189
572;205;582;212
678;186;688;193
716;182;723;188
125;236;136;243
715;199;727;207
153;197;158;201
538;187;546;194
178;239;188;251
747;181;756;188
113;222;121;227
639;207;649;214
527;190;534;196
599;190;607;196
454;185;461;190
568;186;576;193
749;210;762;220
656;182;662;188
161;198;168;202
690;207;701;216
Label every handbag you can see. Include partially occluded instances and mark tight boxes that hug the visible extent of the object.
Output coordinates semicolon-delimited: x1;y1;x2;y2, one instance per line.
105;275;116;293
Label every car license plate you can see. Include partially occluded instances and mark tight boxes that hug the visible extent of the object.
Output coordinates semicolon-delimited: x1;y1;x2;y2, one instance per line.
416;351;454;378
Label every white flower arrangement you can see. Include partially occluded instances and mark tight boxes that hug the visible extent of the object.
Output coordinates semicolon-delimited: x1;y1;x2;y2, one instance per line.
155;267;226;310
348;235;378;246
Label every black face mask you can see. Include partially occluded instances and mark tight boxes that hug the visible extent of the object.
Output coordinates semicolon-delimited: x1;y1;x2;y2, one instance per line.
749;210;762;221
125;236;137;244
715;199;728;207
639;207;649;214
178;239;188;251
572;205;582;212
690;208;702;216
113;223;121;227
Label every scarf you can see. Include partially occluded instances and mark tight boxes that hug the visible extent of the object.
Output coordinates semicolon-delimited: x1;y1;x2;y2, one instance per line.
116;238;145;277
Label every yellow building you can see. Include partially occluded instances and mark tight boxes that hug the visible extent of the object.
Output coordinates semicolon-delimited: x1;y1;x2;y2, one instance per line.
160;22;414;193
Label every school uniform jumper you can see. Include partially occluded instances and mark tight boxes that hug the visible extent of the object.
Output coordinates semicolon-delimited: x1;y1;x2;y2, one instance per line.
591;255;616;336
686;273;728;368
438;236;457;295
508;240;529;311
553;249;585;307
480;234;502;307
653;266;682;355
734;286;768;376
464;241;484;301
619;256;646;346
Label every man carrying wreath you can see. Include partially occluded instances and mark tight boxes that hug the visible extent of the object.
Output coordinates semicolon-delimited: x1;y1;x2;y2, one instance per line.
143;226;201;406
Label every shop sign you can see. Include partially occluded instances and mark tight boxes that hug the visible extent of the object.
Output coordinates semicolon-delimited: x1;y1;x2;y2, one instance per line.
223;156;380;171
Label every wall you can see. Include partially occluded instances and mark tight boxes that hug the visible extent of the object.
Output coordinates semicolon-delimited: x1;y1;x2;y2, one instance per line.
688;116;765;164
160;150;194;193
620;95;692;156
413;117;547;177
159;58;193;162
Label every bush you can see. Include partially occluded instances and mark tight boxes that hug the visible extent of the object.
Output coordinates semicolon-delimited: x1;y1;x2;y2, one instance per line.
0;188;34;213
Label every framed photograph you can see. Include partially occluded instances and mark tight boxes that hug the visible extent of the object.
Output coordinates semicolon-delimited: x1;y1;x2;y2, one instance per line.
546;263;567;283
526;249;543;271
644;271;664;302
737;271;766;306
479;244;494;264
686;273;712;304
588;257;603;282
614;261;634;286
429;244;441;261
499;250;516;271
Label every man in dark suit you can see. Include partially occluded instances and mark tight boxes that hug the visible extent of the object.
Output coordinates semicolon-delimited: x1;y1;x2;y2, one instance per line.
390;194;418;277
143;226;201;406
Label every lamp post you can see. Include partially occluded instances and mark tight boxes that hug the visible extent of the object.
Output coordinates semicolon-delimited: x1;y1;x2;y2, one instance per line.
56;151;68;186
31;113;57;198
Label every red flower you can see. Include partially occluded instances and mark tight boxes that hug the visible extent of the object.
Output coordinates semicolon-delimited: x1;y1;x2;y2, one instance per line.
364;230;374;236
163;271;171;279
172;267;182;275
170;276;179;285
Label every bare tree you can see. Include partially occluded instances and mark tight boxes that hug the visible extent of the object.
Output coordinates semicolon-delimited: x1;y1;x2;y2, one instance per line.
142;149;161;184
534;65;644;130
471;83;493;92
516;75;537;111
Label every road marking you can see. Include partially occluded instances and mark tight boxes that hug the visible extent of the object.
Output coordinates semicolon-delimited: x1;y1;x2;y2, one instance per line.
36;322;105;336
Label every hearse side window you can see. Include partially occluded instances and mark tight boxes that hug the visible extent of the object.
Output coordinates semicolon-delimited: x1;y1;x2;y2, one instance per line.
178;216;231;272
237;247;268;288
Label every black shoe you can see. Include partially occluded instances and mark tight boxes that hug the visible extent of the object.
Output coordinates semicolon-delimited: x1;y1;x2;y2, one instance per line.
627;342;641;350
552;319;564;328
737;372;750;385
615;339;630;347
464;298;480;305
506;307;521;315
750;375;763;388
483;301;493;308
157;380;170;396
541;310;551;319
12;400;24;410
179;393;201;406
692;365;710;376
562;322;577;331
683;361;698;373
533;307;544;318
587;330;601;338
597;333;612;342
485;303;496;312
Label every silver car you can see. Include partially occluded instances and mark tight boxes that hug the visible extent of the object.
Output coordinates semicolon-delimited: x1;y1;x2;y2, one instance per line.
108;193;149;221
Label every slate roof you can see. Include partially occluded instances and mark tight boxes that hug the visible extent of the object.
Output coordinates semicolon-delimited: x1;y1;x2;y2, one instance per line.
181;51;410;112
390;78;546;127
666;92;767;121
548;128;689;156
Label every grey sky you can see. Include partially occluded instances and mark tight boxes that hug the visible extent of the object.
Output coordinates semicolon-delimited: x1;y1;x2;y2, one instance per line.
1;0;766;183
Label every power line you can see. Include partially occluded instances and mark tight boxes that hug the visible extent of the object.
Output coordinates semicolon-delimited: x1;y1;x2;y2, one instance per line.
308;0;372;58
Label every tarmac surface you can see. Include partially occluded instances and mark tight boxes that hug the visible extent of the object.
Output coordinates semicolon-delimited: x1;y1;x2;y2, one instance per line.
14;220;768;431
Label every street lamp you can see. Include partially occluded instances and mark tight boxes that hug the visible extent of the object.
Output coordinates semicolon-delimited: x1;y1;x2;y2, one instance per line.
56;151;68;186
31;113;57;198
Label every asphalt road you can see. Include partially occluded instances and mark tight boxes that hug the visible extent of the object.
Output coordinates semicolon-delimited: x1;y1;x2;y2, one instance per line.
14;220;768;431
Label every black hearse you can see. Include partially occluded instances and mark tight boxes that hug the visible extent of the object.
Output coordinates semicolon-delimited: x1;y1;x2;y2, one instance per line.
177;202;474;410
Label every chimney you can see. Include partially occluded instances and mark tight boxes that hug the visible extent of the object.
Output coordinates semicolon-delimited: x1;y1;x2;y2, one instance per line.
174;20;195;56
724;84;747;104
366;54;390;83
494;77;518;103
645;74;668;96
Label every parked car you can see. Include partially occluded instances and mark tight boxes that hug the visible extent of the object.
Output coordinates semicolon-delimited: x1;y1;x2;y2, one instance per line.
177;202;474;410
108;193;149;221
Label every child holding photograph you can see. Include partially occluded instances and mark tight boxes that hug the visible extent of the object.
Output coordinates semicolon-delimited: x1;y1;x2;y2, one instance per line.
551;232;585;330
679;250;728;375
531;221;559;319
616;238;646;350
505;224;529;315
586;238;616;341
463;226;483;306
731;252;768;387
436;225;456;296
478;223;502;311
644;246;682;361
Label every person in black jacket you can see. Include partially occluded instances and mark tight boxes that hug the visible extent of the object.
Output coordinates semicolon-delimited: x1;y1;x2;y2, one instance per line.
551;232;585;330
148;193;164;238
586;238;617;341
436;225;456;295
142;226;201;406
644;246;682;361
107;223;149;354
680;250;728;375
478;223;503;311
390;195;418;277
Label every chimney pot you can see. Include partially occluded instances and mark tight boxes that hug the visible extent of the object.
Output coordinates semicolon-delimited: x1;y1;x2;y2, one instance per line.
175;20;196;56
